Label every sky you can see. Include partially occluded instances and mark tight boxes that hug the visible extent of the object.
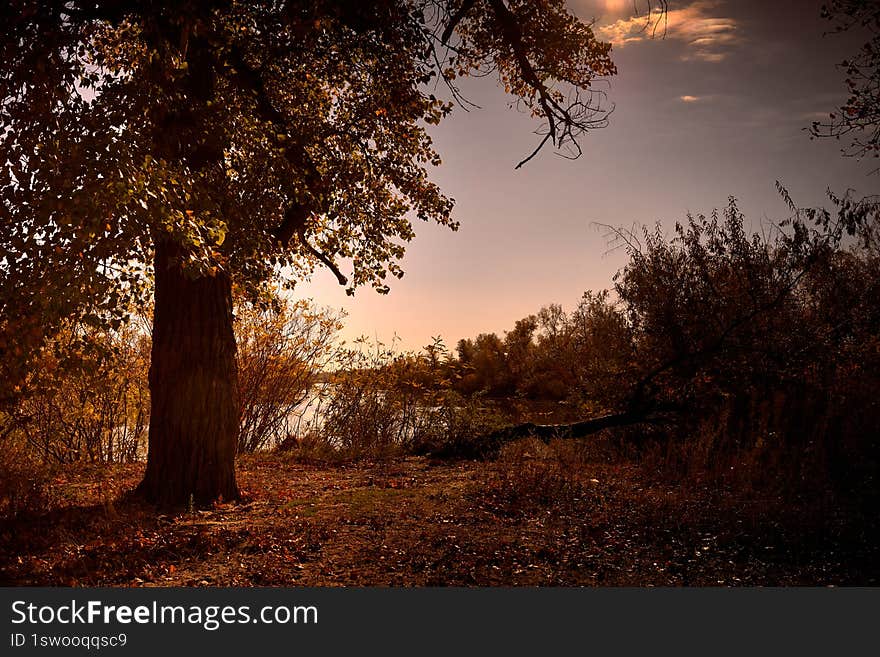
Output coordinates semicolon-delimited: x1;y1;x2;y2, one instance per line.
298;0;880;353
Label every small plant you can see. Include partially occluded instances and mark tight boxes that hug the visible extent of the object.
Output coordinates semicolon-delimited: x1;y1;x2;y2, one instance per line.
0;439;51;520
478;438;596;518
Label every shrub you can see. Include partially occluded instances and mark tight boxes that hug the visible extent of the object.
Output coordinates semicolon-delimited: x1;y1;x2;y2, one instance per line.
409;391;510;458
235;298;343;452
293;339;424;460
478;438;597;518
0;436;51;519
4;323;150;465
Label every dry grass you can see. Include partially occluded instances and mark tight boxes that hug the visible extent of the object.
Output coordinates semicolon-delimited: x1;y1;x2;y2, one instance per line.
1;446;877;586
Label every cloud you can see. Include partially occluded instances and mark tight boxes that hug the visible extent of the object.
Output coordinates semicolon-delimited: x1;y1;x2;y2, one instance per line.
680;95;701;103
597;1;741;63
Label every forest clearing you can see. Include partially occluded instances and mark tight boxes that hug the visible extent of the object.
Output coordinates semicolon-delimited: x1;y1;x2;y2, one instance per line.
3;444;877;587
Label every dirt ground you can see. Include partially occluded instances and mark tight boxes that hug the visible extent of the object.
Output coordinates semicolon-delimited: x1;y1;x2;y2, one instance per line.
1;449;877;586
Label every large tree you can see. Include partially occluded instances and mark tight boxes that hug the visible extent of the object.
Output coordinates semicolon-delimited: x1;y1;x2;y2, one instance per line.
0;0;616;505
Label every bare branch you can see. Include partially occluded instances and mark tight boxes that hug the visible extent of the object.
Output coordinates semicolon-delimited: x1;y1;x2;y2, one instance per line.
515;133;552;169
487;0;561;144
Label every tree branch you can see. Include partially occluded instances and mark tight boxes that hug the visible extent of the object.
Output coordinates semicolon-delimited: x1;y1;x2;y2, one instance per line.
298;225;348;287
272;203;347;286
441;0;476;45
273;203;309;246
486;0;560;145
223;45;347;286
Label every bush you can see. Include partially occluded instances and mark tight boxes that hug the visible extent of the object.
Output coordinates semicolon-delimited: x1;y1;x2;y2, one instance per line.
0;438;51;519
235;298;343;452
292;339;426;460
479;438;597;517
284;339;510;461
4;323;150;465
613;195;880;496
410;392;510;458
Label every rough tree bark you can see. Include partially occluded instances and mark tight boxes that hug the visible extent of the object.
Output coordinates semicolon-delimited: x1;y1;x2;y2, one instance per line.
136;238;240;507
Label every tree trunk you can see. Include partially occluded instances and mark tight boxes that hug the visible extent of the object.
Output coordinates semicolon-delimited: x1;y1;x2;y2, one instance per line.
424;403;682;459
475;411;651;456
136;238;240;507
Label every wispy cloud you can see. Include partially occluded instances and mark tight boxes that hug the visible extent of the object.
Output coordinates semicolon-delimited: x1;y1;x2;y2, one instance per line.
597;1;741;63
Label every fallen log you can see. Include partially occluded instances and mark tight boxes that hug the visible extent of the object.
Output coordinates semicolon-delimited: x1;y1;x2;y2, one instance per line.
425;408;672;459
497;413;636;439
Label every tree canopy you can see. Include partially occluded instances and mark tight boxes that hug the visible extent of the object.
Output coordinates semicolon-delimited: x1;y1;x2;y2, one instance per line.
0;0;615;391
0;0;619;503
